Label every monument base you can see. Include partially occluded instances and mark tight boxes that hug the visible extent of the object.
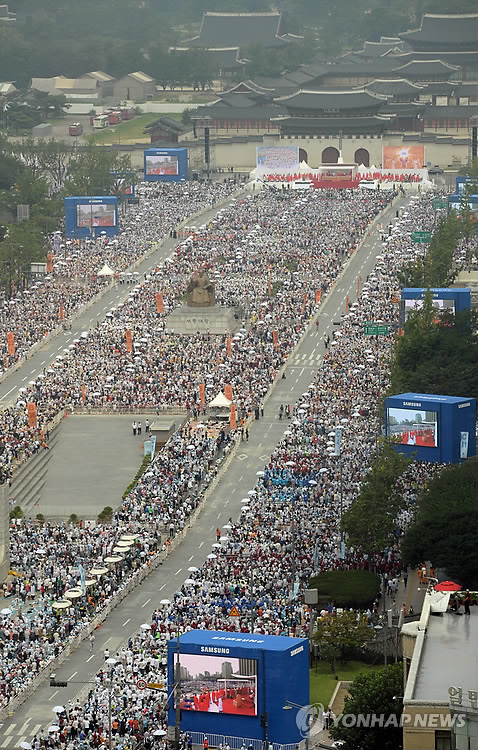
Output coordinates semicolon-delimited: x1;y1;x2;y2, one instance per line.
166;305;240;335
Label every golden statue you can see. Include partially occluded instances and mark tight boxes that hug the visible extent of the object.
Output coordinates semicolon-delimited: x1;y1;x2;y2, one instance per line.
186;269;215;308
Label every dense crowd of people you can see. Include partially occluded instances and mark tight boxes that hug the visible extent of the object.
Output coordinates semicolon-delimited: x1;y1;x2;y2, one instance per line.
1;183;476;748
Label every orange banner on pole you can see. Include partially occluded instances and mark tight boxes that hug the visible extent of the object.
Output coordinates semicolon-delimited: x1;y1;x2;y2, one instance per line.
230;403;237;430
346;295;349;314
81;385;86;405
125;329;133;352
156;293;164;314
272;330;278;351
27;402;37;429
226;337;232;356
224;384;233;401
46;253;53;273
59;300;64;321
199;383;205;405
301;292;307;315
268;275;272;297
7;332;15;356
357;276;361;296
315;289;322;304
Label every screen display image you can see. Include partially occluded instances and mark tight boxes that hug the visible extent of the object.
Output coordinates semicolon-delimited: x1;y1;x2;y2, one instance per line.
256;146;299;172
383;145;425;170
145;154;179;176
387;407;438;447
404;297;455;321
77;203;116;228
176;654;257;716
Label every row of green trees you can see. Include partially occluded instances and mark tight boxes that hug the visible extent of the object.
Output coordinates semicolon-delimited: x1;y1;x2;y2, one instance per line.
341;197;478;587
0;136;132;294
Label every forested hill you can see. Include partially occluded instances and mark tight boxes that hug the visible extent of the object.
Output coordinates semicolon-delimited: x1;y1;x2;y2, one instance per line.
2;0;476;84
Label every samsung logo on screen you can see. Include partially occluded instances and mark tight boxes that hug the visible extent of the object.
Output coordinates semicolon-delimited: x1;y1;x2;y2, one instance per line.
200;647;230;654
290;646;304;657
458;403;470;408
402;401;422;407
211;636;265;643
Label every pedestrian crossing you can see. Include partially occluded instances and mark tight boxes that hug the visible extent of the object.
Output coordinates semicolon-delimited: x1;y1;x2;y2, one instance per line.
290;351;322;364
0;722;44;747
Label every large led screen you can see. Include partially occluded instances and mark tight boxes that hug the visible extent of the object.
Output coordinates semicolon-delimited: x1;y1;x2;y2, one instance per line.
387;407;438;448
404;297;455;320
256;146;299;172
76;203;116;228
383;145;425;170
145;154;179;176
175;654;257;716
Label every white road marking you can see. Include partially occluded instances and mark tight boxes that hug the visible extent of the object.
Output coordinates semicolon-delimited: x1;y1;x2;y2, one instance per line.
19;720;31;734
122;618;131;626
198;541;204;548
31;724;42;736
3;726;15;735
188;555;194;561
1;736;13;747
141;598;151;608
21;376;27;381
175;568;182;575
87;654;95;662
69;671;77;680
159;583;166;590
0;386;15;401
48;690;59;700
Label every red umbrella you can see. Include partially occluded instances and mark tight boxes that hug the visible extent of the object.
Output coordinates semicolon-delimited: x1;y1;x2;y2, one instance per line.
434;581;462;592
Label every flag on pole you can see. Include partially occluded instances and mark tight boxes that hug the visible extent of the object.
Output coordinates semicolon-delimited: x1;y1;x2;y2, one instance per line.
155;293;164;314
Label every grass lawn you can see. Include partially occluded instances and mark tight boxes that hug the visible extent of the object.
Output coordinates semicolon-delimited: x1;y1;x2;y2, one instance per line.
310;661;382;708
89;113;183;145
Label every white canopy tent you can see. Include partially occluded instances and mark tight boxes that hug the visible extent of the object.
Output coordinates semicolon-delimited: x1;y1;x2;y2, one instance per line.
97;264;115;277
208;392;232;408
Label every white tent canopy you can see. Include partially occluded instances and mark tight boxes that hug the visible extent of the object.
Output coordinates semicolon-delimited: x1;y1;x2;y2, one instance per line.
208;392;232;408
97;264;115;277
299;160;311;172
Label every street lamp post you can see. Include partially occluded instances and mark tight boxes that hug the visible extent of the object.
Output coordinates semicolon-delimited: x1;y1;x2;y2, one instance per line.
105;657;117;750
283;701;312;750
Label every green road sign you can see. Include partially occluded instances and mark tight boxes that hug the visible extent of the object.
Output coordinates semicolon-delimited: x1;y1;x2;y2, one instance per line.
432;200;448;209
364;323;389;335
411;230;431;243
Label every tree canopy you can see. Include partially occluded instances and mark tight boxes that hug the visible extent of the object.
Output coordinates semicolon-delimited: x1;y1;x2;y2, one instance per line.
329;662;404;750
401;460;478;588
341;443;410;557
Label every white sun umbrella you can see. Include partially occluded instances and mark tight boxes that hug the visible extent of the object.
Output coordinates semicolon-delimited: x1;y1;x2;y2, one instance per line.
52;601;71;609
48;725;61;732
223;524;232;530
188;566;199;572
140;623;151;630
52;705;65;713
160;599;171;605
64;589;83;599
153;730;167;736
1;608;12;615
319;468;328;474
285;461;295;467
241;498;250;504
20;742;33;749
341;418;349;424
212;543;221;548
104;556;123;564
120;534;137;541
248;490;256;495
256;470;265;476
184;579;196;585
90;567;108;576
207;553;217;560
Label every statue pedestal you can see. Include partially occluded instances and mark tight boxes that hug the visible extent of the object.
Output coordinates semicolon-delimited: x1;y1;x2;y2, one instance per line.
166;304;240;335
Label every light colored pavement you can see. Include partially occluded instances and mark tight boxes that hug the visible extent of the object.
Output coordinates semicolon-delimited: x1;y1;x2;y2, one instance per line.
39;415;158;518
0;194;405;741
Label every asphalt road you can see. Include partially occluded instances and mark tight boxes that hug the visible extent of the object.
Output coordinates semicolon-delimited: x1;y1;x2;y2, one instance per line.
0;193;404;744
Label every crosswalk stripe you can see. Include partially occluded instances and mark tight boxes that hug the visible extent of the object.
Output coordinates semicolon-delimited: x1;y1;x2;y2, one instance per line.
1;737;13;747
31;724;42;736
19;722;31;734
3;725;15;735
